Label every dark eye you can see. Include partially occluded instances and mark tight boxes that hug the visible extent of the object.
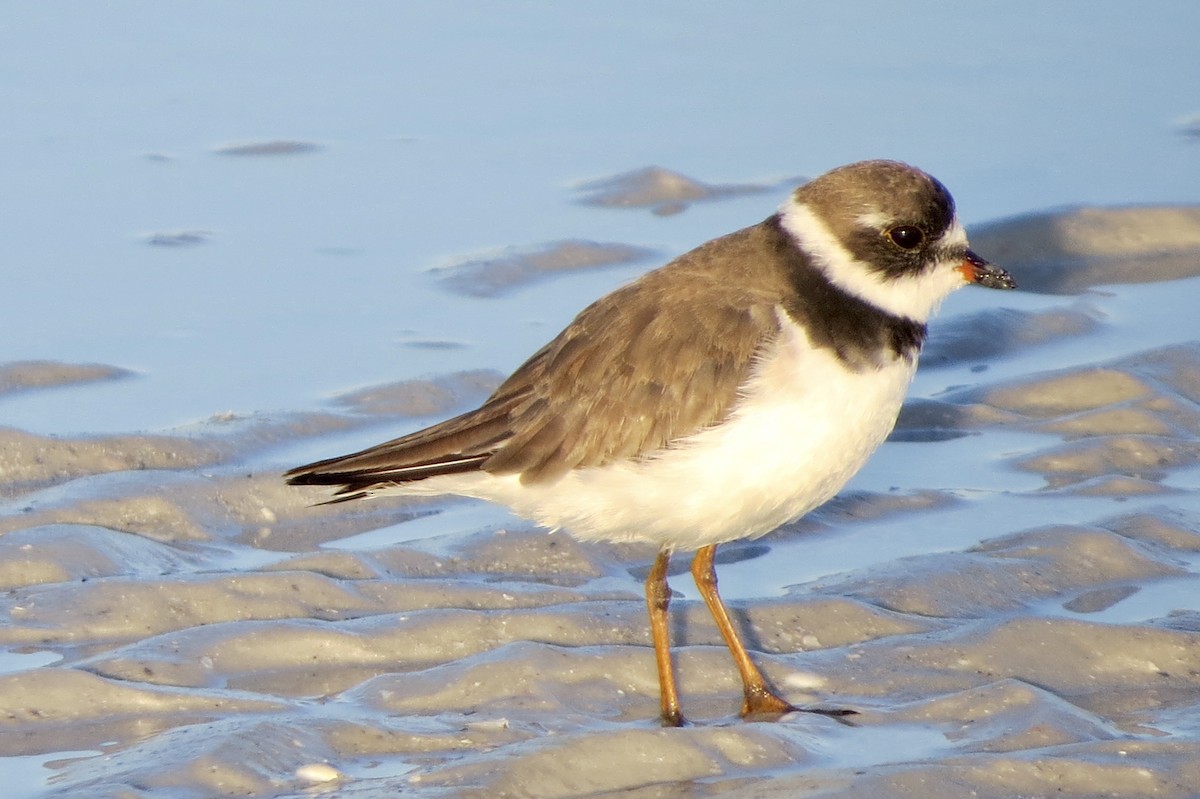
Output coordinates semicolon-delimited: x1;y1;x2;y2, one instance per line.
887;225;924;250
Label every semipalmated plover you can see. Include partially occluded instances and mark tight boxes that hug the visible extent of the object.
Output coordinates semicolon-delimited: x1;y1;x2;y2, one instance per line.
287;160;1015;726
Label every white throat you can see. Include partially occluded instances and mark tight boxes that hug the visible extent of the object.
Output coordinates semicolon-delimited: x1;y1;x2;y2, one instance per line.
779;200;967;323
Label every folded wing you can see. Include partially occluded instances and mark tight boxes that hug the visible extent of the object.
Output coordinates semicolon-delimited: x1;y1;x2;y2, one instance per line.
286;229;783;499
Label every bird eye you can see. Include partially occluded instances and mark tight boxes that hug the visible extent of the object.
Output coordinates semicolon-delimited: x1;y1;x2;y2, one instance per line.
887;225;924;250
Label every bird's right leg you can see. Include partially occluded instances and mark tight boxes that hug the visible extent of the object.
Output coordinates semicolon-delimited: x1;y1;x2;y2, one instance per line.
646;547;685;727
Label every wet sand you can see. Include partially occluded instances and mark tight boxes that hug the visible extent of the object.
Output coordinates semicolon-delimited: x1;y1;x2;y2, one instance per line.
4;204;1200;797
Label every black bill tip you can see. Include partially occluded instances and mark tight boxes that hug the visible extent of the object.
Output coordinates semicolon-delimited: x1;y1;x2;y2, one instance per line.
959;250;1016;290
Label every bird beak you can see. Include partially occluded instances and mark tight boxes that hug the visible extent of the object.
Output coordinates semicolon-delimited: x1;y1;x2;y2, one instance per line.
958;250;1016;289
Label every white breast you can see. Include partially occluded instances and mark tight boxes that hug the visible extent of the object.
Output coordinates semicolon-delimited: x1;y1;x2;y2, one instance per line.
409;310;919;551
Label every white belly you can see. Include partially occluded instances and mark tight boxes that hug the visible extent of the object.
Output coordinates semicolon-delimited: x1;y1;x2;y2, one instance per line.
400;316;917;550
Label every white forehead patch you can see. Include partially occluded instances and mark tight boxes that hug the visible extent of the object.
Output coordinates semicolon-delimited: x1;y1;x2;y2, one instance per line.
780;199;970;323
940;218;969;251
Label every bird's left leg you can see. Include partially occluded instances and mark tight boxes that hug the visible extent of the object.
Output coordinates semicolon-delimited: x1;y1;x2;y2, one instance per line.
690;544;795;718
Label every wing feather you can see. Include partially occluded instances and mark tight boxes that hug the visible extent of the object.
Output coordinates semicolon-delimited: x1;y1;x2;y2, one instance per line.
286;222;789;495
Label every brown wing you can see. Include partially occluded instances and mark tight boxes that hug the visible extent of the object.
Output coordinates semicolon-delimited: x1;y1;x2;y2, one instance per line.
286;224;786;497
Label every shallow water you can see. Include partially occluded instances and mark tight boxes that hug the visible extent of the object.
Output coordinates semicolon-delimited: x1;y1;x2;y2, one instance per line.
3;3;1200;798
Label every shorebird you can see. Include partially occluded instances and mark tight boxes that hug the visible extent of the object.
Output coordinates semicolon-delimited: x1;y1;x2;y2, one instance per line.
287;160;1015;726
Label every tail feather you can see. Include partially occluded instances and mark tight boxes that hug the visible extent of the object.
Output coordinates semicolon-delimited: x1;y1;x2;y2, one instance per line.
286;453;490;488
284;397;520;497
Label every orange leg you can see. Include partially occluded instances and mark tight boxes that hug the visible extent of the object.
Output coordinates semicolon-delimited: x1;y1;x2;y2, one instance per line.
645;548;685;727
691;543;796;718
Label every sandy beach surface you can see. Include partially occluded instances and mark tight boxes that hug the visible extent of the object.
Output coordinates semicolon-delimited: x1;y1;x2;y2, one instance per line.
3;4;1200;798
7;202;1200;797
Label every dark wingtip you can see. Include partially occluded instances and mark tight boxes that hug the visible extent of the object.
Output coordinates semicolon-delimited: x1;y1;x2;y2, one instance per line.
284;469;339;487
285;468;376;504
315;489;371;505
